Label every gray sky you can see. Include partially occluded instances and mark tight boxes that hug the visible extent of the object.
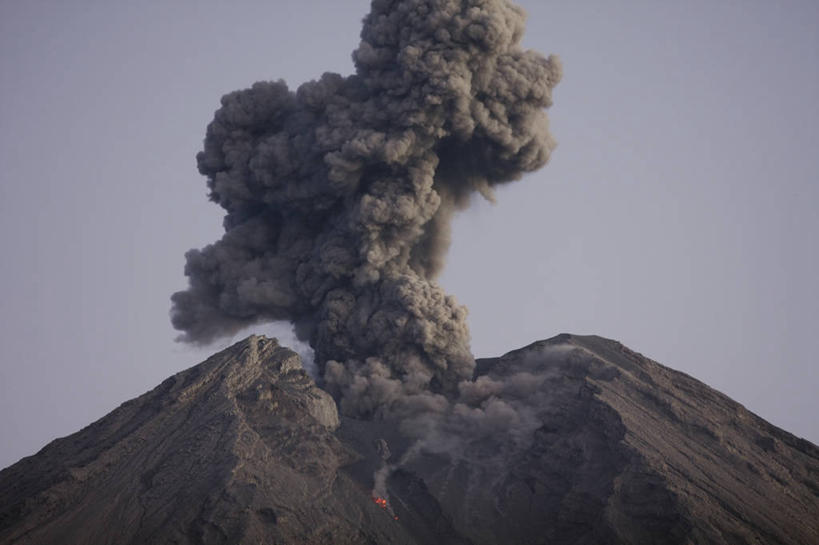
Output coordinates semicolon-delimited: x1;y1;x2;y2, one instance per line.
1;0;817;470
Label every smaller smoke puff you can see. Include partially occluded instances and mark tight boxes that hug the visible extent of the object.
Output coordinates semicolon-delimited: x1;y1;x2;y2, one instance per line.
362;343;585;528
171;0;560;420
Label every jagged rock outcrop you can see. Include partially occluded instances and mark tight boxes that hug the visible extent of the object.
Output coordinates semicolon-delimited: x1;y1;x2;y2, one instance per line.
1;334;817;544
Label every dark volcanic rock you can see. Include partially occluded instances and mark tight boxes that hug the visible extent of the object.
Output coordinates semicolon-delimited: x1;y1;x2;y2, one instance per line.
431;335;819;544
0;337;417;544
1;334;817;544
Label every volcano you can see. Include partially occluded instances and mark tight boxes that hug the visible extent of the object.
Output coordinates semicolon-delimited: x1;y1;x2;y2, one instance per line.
1;334;817;544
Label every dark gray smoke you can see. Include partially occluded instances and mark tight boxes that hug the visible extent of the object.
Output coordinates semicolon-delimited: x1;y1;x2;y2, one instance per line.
171;0;561;417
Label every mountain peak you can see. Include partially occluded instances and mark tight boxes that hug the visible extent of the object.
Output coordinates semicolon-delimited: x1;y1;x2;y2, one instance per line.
1;334;817;544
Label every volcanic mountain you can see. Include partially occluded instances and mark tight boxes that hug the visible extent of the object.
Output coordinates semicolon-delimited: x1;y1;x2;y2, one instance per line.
1;334;817;544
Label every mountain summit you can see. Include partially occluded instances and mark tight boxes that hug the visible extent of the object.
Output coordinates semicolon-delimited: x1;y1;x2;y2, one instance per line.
1;335;817;544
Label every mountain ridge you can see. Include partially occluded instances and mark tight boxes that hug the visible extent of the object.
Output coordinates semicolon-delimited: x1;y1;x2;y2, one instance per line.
1;334;817;544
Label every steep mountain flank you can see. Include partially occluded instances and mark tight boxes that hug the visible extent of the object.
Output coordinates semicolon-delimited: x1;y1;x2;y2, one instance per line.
1;334;817;544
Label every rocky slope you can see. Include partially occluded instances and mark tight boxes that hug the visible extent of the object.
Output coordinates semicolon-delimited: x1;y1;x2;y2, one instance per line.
1;334;817;544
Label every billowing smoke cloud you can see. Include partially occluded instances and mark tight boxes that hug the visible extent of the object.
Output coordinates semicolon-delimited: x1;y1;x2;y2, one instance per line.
171;0;561;418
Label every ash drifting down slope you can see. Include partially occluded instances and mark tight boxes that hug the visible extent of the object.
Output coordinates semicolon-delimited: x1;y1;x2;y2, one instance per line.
1;335;816;544
170;0;561;420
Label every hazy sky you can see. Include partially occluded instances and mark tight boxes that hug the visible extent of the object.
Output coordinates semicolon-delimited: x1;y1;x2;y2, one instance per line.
1;0;817;470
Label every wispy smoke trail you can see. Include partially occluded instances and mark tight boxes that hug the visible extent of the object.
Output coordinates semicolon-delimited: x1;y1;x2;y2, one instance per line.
171;0;561;417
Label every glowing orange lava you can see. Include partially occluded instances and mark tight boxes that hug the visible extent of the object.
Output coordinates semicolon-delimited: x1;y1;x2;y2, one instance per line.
372;496;398;520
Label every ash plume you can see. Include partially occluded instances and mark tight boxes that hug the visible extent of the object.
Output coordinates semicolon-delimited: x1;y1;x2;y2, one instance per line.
171;0;561;418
